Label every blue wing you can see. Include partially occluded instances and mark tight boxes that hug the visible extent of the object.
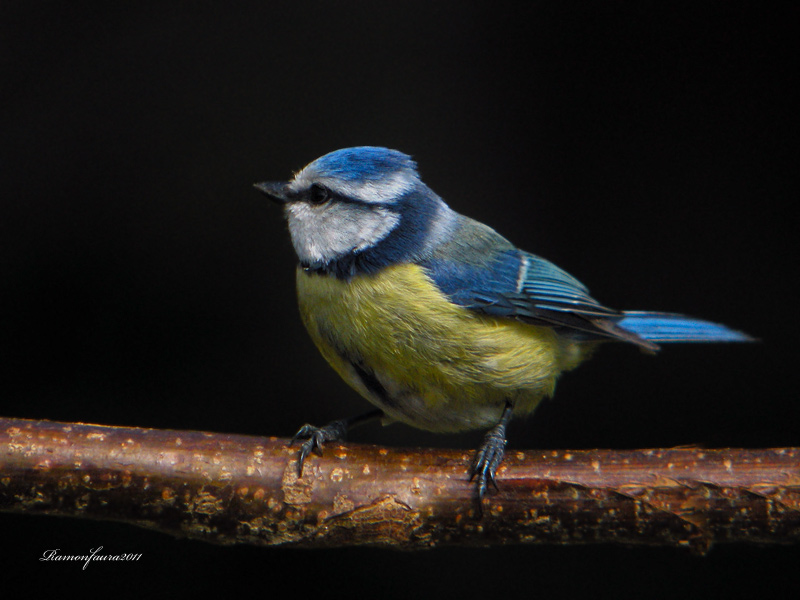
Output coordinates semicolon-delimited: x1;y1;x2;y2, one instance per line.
422;243;656;347
421;218;751;350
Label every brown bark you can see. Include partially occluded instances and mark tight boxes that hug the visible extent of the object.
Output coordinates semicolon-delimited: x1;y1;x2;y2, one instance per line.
1;416;798;553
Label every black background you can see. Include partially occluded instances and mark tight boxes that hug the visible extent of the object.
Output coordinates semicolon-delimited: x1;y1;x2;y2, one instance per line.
1;2;797;598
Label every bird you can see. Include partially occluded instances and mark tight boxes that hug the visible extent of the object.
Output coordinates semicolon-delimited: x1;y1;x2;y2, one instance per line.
254;146;752;504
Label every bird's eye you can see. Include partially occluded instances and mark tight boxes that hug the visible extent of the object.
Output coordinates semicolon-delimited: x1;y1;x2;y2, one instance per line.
309;184;329;205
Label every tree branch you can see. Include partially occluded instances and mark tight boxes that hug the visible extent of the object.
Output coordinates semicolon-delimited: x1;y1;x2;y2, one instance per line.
1;416;798;553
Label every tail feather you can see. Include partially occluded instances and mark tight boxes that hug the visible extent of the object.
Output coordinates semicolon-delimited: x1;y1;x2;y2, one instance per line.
617;311;754;343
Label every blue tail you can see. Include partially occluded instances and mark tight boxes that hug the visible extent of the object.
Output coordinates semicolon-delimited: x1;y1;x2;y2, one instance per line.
617;311;754;343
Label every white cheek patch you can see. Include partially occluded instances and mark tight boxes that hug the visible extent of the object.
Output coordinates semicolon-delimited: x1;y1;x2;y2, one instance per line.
286;202;400;265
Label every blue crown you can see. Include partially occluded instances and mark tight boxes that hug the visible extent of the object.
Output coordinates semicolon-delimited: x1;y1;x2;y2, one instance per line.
310;147;418;182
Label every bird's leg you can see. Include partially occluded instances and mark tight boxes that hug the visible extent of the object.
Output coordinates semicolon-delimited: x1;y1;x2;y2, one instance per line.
292;409;383;476
469;401;513;505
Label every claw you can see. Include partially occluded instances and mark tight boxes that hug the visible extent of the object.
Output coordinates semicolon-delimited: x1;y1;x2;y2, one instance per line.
468;403;513;515
291;424;316;444
291;419;348;476
470;430;507;502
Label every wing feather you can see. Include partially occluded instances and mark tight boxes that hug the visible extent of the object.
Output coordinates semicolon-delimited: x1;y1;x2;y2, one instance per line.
421;223;655;350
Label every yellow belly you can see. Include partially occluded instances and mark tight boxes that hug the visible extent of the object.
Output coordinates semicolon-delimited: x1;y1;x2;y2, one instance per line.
296;263;591;433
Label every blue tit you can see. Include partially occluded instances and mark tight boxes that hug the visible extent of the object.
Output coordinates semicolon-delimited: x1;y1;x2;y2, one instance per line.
254;146;752;502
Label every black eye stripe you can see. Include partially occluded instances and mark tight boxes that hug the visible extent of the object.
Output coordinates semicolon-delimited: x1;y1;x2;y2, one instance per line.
304;184;390;208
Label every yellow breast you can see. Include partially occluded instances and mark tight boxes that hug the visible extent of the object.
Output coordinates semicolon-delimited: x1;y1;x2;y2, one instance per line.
296;263;590;432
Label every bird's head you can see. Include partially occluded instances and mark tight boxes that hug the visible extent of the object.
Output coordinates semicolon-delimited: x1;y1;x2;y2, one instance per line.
255;147;454;271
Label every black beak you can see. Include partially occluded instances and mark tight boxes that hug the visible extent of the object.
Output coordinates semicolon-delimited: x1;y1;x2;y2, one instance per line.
253;181;291;204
